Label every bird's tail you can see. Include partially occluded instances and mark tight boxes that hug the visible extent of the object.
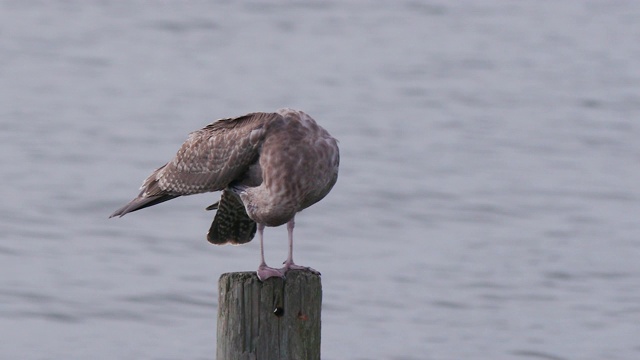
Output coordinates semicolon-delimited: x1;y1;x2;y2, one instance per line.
206;189;256;245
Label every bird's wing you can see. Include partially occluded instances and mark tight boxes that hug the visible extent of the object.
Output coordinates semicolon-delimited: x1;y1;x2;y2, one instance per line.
109;112;280;217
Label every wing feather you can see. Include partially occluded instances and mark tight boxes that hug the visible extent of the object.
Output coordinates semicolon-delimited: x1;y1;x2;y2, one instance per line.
110;112;281;217
147;112;279;196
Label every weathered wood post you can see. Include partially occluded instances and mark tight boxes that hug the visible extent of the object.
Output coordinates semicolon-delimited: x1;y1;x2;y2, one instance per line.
216;270;322;360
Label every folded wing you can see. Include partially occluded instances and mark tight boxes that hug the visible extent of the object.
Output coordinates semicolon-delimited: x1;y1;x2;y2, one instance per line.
109;112;280;218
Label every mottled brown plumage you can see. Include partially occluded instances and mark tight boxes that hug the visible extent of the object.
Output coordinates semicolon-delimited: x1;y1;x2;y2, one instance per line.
110;108;340;280
206;189;256;245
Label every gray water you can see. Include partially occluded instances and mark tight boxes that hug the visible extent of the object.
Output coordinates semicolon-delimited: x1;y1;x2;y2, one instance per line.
2;1;639;359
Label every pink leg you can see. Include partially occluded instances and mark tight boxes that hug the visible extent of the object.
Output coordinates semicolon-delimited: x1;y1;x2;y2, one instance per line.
256;223;284;281
281;218;320;275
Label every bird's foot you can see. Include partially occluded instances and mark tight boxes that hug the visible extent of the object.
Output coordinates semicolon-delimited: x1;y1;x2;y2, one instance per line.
281;262;321;276
257;264;285;281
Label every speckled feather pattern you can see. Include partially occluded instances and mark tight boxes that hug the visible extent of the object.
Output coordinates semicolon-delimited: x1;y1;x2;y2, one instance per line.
207;189;256;245
142;112;274;196
242;109;339;226
110;108;339;245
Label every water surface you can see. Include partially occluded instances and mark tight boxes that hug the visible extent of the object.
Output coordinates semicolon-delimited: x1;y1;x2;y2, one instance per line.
1;1;639;359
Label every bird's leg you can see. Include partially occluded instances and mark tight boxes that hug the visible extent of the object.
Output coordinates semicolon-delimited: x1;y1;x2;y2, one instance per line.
281;218;320;275
256;223;284;281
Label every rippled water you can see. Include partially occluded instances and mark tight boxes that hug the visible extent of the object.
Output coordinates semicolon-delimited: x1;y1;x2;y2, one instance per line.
2;1;639;359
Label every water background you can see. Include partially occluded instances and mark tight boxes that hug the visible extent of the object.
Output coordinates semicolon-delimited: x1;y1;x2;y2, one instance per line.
1;1;639;359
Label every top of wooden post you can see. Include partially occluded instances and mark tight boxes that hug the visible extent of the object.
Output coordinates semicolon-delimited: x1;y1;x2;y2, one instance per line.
217;270;322;360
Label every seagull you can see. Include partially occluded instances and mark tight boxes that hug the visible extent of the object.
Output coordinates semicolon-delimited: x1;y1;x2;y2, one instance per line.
110;108;340;281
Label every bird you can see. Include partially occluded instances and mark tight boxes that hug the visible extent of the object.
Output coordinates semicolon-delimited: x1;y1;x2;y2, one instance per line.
110;108;340;281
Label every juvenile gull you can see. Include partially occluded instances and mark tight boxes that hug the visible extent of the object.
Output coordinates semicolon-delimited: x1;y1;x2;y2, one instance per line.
110;108;340;280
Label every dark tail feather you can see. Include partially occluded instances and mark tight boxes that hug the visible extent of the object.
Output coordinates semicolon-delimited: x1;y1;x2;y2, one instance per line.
109;194;179;218
205;201;219;211
207;189;256;245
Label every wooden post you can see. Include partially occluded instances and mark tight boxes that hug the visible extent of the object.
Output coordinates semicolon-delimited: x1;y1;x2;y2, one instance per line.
216;270;322;360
